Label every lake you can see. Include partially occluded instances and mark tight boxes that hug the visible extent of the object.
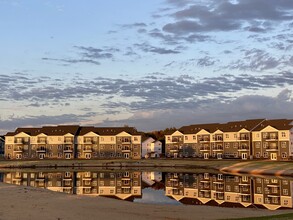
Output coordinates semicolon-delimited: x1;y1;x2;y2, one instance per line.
1;169;292;211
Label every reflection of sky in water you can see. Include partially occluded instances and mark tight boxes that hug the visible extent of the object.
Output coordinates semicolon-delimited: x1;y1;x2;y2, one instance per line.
134;188;181;205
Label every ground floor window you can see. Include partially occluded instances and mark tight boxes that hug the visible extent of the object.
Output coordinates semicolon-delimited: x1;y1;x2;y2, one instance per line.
282;152;287;158
256;152;260;158
263;152;268;158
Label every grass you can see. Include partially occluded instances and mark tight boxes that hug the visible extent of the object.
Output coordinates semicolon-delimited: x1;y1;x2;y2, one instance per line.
220;213;293;220
0;159;292;177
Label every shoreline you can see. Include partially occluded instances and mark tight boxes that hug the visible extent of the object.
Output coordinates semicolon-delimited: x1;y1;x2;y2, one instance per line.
0;182;292;220
0;159;292;177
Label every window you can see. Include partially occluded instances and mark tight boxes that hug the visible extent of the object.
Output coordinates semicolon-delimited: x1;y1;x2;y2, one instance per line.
225;134;229;138
100;145;105;150
281;132;286;137
57;145;62;150
281;142;287;148
101;137;104;141
256;152;260;158
263;152;268;158
282;153;287;158
117;145;122;150
110;145;115;149
263;142;268;148
256;133;260;138
167;137;170;141
255;142;261;148
193;136;196;140
257;187;262;194
234;134;237;139
225;143;230;148
111;137;114;141
58;153;63;158
185;136;188;140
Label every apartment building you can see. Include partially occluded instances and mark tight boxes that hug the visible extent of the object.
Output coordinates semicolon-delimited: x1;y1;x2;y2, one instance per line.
3;171;75;194
4;126;142;160
76;171;141;200
141;137;162;158
254;176;293;210
165;172;293;210
3;171;142;200
165;119;293;160
252;119;293;160
77;127;141;159
5;126;80;160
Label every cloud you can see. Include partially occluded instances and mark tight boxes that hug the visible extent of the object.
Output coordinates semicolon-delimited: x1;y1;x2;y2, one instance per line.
163;0;293;35
42;45;119;66
100;92;293;131
134;42;180;54
0;112;96;134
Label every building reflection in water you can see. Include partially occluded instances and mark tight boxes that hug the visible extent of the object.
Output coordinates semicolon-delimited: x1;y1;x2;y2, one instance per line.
2;171;293;210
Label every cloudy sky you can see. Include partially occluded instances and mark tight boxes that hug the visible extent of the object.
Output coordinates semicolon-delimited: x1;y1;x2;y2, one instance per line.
1;0;293;133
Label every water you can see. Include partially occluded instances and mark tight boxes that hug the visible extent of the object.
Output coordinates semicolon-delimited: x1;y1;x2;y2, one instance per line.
1;170;292;210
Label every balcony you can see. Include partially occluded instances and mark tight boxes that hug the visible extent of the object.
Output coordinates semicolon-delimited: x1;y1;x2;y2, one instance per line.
199;147;210;151
171;137;182;143
83;147;92;152
64;139;73;144
198;138;210;143
37;139;47;144
120;138;131;144
212;146;223;151
214;137;223;142
239;136;249;141
266;146;278;151
238;146;249;151
264;135;278;141
14;139;29;144
36;147;46;152
63;147;73;152
122;147;131;152
13;147;23;152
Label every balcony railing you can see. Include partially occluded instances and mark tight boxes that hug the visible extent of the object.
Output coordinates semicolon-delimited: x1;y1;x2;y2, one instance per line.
37;139;47;144
64;139;73;144
198;138;210;143
238;146;249;151
171;138;182;142
122;147;131;152
266;146;278;151
36;148;46;152
83;147;93;152
212;147;223;151
200;147;210;151
13;147;23;152
239;136;249;141
264;136;278;141
63;147;73;152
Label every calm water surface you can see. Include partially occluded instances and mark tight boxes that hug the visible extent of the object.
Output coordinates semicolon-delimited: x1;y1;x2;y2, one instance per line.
1;170;292;210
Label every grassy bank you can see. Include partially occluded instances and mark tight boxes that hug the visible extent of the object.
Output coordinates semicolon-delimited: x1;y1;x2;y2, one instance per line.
0;159;292;176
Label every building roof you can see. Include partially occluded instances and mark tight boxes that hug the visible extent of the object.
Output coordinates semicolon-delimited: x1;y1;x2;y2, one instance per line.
6;125;141;136
169;119;293;135
252;119;293;131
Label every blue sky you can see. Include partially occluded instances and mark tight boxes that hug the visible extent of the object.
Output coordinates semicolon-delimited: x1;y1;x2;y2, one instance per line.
1;0;293;133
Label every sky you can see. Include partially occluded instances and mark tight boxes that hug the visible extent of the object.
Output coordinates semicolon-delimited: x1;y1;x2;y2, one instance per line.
1;0;293;134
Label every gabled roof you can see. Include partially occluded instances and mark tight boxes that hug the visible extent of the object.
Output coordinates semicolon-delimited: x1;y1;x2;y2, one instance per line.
179;123;221;134
6;125;80;136
78;126;141;136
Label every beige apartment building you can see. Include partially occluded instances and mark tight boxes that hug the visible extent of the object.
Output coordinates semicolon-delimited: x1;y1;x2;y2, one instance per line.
165;119;293;161
165;172;293;210
4;126;142;160
251;119;293;160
